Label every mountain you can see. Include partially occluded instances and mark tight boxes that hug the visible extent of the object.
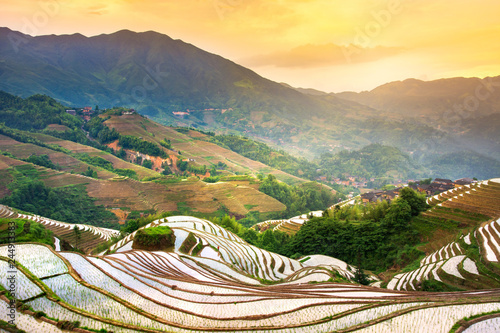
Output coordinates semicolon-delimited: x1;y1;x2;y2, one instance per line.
0;27;361;122
336;76;500;121
0;28;443;157
336;77;500;158
0;27;498;177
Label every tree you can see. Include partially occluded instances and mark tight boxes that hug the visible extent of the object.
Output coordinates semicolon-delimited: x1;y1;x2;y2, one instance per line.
354;266;370;285
73;225;81;250
382;199;412;231
399;187;428;216
177;160;188;172
142;159;153;169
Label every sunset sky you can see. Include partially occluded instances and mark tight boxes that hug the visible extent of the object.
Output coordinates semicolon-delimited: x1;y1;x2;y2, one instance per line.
2;0;499;92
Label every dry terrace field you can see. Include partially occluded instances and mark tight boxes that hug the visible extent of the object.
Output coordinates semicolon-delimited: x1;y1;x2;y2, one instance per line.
29;133;159;180
103;114;309;186
0;134;117;178
0;153;285;218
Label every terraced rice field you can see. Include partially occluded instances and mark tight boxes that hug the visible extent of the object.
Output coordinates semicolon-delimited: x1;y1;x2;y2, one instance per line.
0;205;120;253
2;204;500;332
253;211;324;235
426;180;500;220
388;179;500;291
2;241;500;332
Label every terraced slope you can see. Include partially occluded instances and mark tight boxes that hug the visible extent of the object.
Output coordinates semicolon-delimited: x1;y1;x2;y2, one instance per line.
253;197;358;236
0;205;119;253
108;215;358;283
2;234;500;332
388;179;500;291
103;113;310;185
426;180;500;220
0;153;286;220
253;211;324;235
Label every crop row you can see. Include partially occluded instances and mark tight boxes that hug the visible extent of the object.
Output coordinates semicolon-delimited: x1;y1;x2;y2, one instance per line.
389;254;480;291
0;259;43;300
356;302;500;333
0;243;67;278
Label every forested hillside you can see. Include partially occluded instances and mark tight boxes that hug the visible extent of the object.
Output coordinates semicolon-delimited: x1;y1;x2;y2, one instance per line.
1;28;497;179
0;92;342;229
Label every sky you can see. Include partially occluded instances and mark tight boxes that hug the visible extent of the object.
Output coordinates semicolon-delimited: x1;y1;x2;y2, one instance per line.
1;0;500;92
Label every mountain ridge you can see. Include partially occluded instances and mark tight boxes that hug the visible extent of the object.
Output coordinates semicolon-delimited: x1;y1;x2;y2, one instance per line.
1;27;499;176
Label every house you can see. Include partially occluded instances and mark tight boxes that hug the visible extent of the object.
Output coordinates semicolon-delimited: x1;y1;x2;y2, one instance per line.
66;110;76;116
361;192;377;203
454;178;474;187
123;109;136;115
382;190;399;202
361;190;385;203
433;178;453;185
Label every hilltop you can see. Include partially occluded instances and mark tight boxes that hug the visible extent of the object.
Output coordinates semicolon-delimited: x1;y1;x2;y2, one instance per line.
1;28;499;178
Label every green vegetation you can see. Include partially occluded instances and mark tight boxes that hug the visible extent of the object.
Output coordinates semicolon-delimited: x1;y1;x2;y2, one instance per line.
0;218;54;247
0;165;118;228
76;153;113;170
75;153;138;179
81;166;98;178
24;154;60;170
209;134;318;179
259;175;337;217
0;319;27;333
420;279;465;292
0;91;82;131
119;135;167;158
428;150;500;180
203;176;220;183
159;138;172;149
176;160;188;172
142;159;153;169
122;212;172;234
210;215;291;253
133;226;175;250
179;232;198;253
0;92;113;153
0;124;69;154
318;144;424;186
208;135;426;189
84;116;120;144
282;187;429;272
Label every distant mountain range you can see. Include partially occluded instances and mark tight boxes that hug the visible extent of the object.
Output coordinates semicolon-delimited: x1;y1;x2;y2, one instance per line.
0;27;499;178
0;27;362;120
335;76;500;121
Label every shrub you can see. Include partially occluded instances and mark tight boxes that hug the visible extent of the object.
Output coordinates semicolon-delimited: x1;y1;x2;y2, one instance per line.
133;226;175;251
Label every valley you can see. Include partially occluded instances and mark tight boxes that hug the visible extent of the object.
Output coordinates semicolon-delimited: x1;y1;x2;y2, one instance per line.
0;11;499;332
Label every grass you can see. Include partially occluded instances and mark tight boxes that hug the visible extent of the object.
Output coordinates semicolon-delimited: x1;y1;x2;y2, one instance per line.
133;226;175;250
179;232;197;254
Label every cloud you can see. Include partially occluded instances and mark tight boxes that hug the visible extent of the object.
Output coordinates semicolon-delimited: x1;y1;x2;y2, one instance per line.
87;4;108;15
241;43;404;68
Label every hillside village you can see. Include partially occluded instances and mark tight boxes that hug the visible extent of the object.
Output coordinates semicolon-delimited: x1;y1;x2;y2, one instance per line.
360;177;475;203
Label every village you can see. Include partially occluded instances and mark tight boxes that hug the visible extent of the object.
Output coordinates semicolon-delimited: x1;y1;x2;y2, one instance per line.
359;177;476;203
